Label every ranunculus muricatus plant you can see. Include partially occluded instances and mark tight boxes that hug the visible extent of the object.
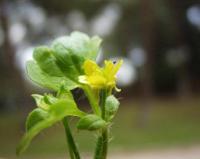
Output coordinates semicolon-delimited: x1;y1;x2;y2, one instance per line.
17;32;123;159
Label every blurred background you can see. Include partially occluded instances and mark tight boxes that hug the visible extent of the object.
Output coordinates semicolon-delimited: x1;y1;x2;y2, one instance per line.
0;0;200;158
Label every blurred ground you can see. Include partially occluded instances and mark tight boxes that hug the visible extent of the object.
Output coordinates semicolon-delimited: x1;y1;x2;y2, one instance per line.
109;146;200;159
1;146;200;159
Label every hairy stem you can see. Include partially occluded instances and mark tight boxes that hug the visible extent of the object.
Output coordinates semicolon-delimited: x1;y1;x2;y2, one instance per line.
62;117;81;159
101;128;108;159
94;135;103;159
94;89;108;159
68;145;75;159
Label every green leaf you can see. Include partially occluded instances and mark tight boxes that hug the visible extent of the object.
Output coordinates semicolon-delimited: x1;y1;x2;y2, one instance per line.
53;32;101;60
49;99;85;118
105;95;120;121
33;46;64;77
26;32;101;89
16;98;85;155
25;108;49;131
26;61;78;91
77;114;107;131
51;31;102;80
69;31;102;60
16;115;55;155
51;37;83;80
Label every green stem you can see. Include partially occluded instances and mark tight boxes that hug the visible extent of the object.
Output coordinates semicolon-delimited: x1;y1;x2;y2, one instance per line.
62;117;81;159
83;86;101;116
94;135;103;159
94;89;108;159
101;128;108;159
101;89;107;119
100;89;108;159
68;145;75;159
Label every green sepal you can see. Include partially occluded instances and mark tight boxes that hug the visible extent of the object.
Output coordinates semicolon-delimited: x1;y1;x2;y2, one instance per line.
105;95;120;121
77;114;107;131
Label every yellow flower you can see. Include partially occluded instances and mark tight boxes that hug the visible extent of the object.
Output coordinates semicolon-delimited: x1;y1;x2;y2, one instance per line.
79;59;123;89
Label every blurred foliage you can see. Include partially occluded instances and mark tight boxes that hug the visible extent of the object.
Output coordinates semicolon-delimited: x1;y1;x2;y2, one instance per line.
33;0;107;17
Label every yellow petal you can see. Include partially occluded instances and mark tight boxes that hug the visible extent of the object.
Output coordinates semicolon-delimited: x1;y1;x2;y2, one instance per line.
80;59;123;90
112;59;123;75
104;60;114;76
83;60;100;76
78;75;88;84
103;60;123;77
87;75;106;88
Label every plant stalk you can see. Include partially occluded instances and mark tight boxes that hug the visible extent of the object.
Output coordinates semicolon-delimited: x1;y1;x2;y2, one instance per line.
94;89;108;159
101;128;108;159
94;135;103;159
83;86;101;116
62;117;81;159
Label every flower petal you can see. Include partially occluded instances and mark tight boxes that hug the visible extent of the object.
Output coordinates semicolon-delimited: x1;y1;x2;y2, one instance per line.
83;60;100;76
113;59;123;75
87;75;106;88
78;75;88;84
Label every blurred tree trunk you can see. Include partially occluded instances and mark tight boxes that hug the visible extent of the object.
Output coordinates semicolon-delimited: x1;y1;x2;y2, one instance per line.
167;0;192;99
138;0;156;127
0;0;27;111
0;0;14;68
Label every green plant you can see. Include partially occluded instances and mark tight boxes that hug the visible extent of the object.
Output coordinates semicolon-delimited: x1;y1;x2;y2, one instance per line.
16;31;122;159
